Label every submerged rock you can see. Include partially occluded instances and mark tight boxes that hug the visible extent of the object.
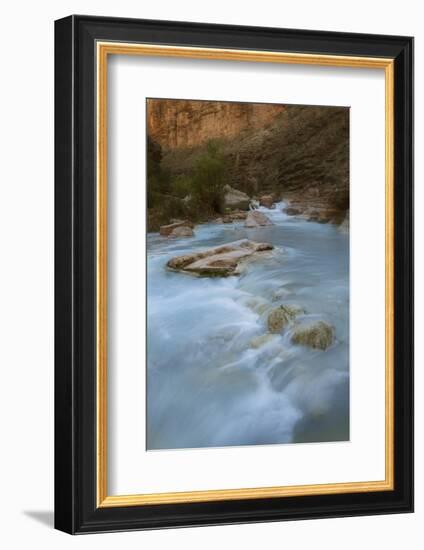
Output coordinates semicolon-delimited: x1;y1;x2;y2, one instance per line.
249;333;277;349
223;185;251;211
267;304;305;333
167;239;273;277
243;296;270;316
271;287;291;301
169;226;194;238
291;320;334;350
160;220;194;236
244;210;273;228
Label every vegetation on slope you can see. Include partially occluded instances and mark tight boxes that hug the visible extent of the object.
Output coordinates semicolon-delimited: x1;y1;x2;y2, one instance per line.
147;138;229;231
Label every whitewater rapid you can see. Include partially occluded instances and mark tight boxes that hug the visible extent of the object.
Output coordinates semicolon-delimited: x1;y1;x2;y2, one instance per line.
146;203;349;449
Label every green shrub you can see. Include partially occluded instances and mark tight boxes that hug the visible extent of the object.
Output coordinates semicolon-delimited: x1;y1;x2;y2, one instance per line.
190;140;227;214
171;175;194;198
147;137;229;230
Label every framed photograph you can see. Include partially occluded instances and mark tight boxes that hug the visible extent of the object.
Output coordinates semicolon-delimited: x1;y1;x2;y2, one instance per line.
54;15;413;534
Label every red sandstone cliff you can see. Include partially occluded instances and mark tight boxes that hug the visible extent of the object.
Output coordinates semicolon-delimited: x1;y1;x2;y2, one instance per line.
147;99;284;150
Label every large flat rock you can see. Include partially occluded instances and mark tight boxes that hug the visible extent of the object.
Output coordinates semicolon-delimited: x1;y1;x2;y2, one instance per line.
167;239;274;277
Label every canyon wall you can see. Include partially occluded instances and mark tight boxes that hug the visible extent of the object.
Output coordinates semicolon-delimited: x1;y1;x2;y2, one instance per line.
147;99;284;150
146;99;349;229
224;105;350;218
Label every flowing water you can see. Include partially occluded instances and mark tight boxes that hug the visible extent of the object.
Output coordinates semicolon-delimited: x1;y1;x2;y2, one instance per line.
147;203;349;450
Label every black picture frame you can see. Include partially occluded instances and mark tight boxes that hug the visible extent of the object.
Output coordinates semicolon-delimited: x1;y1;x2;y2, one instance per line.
55;14;414;534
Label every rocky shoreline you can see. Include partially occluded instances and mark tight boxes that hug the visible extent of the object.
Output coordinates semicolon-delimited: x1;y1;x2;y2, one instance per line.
281;196;348;225
157;184;348;238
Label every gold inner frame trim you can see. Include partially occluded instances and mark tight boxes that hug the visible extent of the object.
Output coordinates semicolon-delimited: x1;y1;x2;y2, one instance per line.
96;41;395;508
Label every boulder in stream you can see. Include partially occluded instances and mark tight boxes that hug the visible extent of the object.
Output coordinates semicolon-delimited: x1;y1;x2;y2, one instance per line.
291;320;334;350
160;220;194;236
223;185;251;211
169;226;194;238
249;333;277;349
259;194;274;208
167;239;273;277
244;210;273;228
227;210;248;221
267;304;305;333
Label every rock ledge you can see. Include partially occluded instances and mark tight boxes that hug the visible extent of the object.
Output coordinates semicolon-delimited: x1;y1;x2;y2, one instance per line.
167;239;273;277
